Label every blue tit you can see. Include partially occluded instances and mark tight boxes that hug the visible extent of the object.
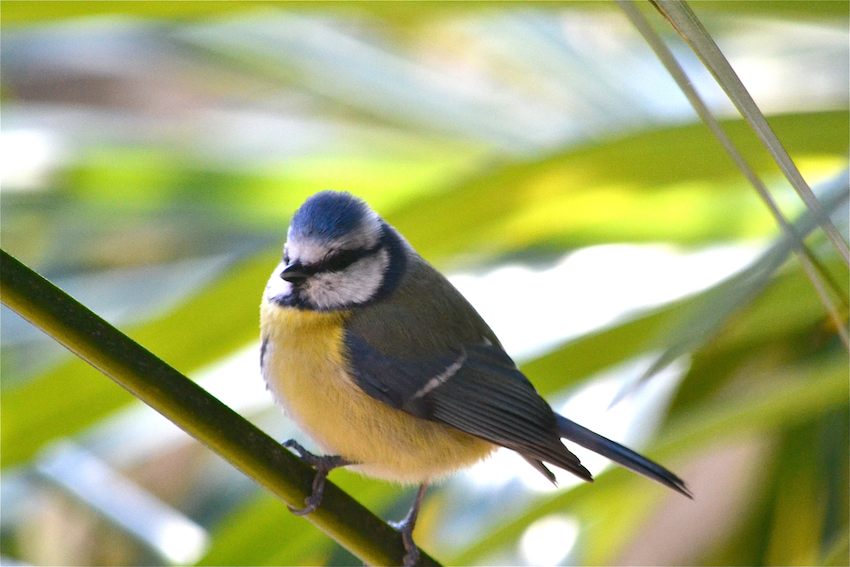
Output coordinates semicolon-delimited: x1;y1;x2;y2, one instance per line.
260;191;690;565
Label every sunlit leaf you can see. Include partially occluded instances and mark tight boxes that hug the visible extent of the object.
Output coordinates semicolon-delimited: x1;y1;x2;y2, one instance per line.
640;173;848;382
390;111;848;261
199;471;402;565
652;0;850;264
2;0;845;27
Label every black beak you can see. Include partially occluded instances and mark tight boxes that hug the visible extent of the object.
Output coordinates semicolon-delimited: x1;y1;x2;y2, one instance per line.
280;262;308;283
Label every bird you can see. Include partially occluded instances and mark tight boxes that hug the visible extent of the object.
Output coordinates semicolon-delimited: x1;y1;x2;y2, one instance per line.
260;190;690;565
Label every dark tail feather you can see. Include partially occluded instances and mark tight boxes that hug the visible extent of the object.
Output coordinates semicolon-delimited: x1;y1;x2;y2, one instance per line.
556;414;692;498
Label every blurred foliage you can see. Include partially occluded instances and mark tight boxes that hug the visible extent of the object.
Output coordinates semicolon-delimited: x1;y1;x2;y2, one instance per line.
2;1;848;25
1;1;848;566
391;110;847;258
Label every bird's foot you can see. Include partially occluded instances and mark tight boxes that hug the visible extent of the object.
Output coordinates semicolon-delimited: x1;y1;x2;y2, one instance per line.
389;515;420;567
388;483;428;567
283;439;351;516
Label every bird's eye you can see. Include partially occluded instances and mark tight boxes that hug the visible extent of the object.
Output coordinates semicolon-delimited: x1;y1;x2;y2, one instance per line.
304;244;381;275
283;251;290;264
323;249;361;272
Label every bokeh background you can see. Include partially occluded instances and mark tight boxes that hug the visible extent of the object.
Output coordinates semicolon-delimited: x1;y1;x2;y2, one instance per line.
1;2;848;565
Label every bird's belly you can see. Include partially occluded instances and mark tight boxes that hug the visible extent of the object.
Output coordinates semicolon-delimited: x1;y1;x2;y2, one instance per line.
260;304;494;484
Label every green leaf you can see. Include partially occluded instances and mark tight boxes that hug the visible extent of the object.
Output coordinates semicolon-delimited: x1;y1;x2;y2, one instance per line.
652;0;850;264
390;111;849;261
197;492;334;566
2;1;845;27
640;174;848;382
199;472;403;565
1;252;274;467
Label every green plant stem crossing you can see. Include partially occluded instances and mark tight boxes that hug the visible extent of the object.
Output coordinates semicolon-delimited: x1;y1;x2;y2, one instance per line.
0;249;439;567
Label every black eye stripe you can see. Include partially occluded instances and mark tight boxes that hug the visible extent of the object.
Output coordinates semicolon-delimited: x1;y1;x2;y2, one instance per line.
303;244;382;276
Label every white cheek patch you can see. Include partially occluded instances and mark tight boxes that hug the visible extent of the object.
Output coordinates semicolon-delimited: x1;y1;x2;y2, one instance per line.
263;262;294;301
305;249;389;309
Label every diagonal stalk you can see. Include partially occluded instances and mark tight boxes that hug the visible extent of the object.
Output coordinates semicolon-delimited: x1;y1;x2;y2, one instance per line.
650;0;850;266
618;0;849;351
0;249;439;567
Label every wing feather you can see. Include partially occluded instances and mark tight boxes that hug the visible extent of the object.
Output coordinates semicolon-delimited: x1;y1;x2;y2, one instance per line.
343;254;590;482
345;330;591;482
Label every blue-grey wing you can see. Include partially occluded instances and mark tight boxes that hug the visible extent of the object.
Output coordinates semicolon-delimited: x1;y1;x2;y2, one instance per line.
343;332;591;482
343;254;591;481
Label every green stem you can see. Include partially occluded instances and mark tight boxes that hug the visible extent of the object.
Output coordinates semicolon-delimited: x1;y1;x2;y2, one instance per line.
0;249;439;567
650;0;850;266
618;0;849;351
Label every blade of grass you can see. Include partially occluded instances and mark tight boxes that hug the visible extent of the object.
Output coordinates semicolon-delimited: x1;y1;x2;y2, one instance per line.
0;250;439;567
649;0;850;266
639;173;849;383
619;0;849;353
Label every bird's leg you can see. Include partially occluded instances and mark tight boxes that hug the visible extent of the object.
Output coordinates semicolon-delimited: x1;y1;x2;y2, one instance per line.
389;483;428;567
283;439;352;516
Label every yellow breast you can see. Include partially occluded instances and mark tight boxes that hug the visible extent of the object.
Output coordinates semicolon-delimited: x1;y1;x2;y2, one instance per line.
260;301;494;484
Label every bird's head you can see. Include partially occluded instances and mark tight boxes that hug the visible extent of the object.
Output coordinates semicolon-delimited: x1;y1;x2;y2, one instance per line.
265;191;404;310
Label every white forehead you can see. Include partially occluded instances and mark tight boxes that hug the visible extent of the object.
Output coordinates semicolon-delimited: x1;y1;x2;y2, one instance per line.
285;238;331;265
285;209;382;264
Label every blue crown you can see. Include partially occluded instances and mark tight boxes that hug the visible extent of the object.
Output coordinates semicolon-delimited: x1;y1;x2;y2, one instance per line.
290;191;369;241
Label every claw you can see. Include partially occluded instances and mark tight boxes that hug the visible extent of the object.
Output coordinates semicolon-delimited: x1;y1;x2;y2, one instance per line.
287;468;326;516
283;439;351;515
